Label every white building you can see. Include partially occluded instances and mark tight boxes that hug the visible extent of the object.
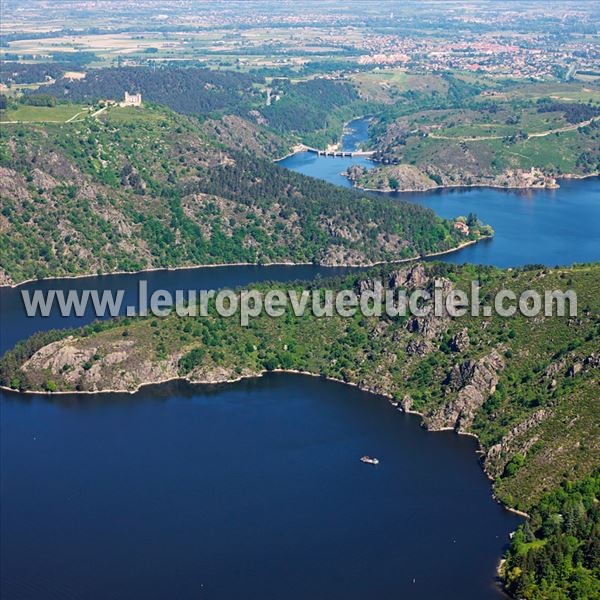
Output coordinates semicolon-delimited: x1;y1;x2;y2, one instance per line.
120;92;142;107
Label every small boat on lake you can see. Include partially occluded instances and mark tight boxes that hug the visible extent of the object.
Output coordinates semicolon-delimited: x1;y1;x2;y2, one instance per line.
360;456;379;465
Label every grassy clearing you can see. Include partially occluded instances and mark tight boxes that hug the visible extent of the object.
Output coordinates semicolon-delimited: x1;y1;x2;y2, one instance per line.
98;105;170;124
495;82;600;104
0;103;90;123
350;69;447;103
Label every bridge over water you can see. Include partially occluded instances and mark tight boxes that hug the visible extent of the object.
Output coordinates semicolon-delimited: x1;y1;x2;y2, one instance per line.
305;147;375;158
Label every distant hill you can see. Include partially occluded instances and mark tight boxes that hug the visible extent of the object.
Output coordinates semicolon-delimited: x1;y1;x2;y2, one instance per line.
37;66;263;116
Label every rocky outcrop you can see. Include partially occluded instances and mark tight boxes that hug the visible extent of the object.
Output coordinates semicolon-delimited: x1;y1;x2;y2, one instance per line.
449;328;470;352
0;167;31;202
400;394;415;413
30;168;58;191
485;409;549;478
426;350;505;432
120;163;147;193
405;277;453;341
351;162;560;193
567;353;600;377
389;264;427;288
345;164;367;183
406;338;432;357
0;266;14;287
355;265;429;296
349;164;437;192
21;336;181;392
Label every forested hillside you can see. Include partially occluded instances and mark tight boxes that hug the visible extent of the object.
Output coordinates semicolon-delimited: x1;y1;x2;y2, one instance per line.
0;104;477;285
38;67;263;116
0;61;74;84
260;78;370;147
351;79;600;192
30;66;372;148
503;471;600;599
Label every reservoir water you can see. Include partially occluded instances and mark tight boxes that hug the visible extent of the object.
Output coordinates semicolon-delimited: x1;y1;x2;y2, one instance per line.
1;374;521;600
280;118;600;268
2;117;598;600
0;264;356;355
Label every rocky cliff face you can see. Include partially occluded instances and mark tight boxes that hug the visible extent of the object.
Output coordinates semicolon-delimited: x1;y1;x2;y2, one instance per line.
485;409;549;479
347;164;437;191
425;350;505;432
22;336;181;392
350;163;559;192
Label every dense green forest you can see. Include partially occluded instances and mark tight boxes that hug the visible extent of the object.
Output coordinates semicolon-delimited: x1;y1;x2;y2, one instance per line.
261;78;370;146
25;66;374;146
537;100;600;124
0;61;74;84
503;471;600;599
38;67;263;115
0;104;476;284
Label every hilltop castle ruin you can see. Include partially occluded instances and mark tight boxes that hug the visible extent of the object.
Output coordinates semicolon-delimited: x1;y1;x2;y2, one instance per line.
120;92;142;107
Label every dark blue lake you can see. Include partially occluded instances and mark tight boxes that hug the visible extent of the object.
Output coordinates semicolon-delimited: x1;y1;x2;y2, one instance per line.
0;374;521;600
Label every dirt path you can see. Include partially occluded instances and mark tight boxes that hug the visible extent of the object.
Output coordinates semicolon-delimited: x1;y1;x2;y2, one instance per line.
90;105;109;119
66;109;89;123
428;116;599;142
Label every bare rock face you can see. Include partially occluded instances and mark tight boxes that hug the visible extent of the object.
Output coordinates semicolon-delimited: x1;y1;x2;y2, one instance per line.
400;394;415;412
321;217;361;243
0;266;14;287
485;409;549;478
544;357;567;378
345;164;367;183
544;352;599;381
358;278;383;294
449;328;470;352
426;350;505;432
120;163;147;193
356;164;437;192
406;338;432;357
22;337;181;392
23;338;94;379
188;365;257;384
0;167;30;202
583;352;600;369
566;354;599;377
568;362;583;377
389;264;427;288
31;168;58;191
320;246;370;267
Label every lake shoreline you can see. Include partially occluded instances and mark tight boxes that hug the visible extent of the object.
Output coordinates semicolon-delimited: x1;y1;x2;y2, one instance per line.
0;366;529;519
276;140;599;195
348;171;600;195
1;361;528;600
0;238;485;290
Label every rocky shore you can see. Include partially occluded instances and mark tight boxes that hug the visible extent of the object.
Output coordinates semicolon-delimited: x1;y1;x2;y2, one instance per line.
346;163;562;193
